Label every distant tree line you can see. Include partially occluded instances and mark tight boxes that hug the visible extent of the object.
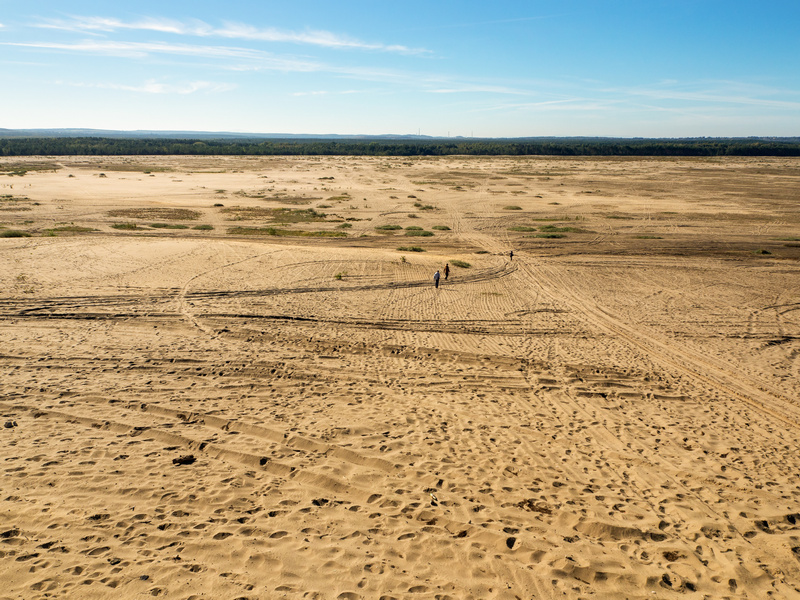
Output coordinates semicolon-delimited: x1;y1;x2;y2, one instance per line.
2;137;800;157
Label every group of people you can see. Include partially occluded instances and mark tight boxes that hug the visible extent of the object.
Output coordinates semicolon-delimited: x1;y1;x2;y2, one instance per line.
433;250;513;288
433;263;449;288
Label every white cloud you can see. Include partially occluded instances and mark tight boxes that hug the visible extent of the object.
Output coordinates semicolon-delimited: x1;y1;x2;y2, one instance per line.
292;90;361;97
614;83;800;110
59;79;236;95
35;16;429;55
1;39;321;71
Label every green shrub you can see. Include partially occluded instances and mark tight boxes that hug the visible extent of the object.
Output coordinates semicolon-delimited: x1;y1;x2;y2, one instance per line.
405;225;423;231
150;223;189;229
0;230;31;238
337;223;352;229
539;225;591;233
432;225;450;230
42;225;96;235
193;224;214;230
404;230;433;237
397;246;425;252
375;224;402;231
508;226;536;232
112;223;144;230
450;260;471;268
503;205;523;210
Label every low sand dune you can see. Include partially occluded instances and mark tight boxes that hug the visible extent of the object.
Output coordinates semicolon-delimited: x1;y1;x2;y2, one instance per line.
1;155;800;599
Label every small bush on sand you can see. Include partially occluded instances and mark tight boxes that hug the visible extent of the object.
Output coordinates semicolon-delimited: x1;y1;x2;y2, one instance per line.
193;224;214;230
397;246;425;252
112;223;145;230
0;230;31;238
450;260;471;268
375;224;402;231
404;230;433;237
432;225;451;230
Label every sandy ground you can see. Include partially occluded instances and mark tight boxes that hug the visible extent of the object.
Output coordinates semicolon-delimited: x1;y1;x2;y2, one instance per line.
1;154;800;599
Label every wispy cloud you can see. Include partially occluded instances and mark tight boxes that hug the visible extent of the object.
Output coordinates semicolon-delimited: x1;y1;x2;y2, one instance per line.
1;40;320;71
292;89;362;97
61;79;236;95
611;82;800;110
428;84;530;95
35;16;429;55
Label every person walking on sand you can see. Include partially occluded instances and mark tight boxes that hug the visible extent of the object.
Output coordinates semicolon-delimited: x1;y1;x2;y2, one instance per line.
444;263;450;280
509;250;514;261
434;270;441;289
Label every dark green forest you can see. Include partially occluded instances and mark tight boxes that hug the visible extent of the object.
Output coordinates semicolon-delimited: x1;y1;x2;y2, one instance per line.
2;137;800;157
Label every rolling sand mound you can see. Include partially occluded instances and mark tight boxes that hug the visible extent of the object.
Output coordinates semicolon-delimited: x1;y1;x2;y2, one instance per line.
2;155;800;599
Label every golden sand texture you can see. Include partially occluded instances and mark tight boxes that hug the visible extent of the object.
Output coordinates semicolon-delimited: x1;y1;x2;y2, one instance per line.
1;155;800;599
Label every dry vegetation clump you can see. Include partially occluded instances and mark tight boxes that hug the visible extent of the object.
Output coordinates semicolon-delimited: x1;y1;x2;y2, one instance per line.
0;162;61;176
234;191;318;204
220;207;328;223
107;208;201;220
43;225;97;235
227;226;345;238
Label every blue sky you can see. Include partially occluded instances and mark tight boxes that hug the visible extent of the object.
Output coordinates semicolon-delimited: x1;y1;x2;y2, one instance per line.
2;1;799;137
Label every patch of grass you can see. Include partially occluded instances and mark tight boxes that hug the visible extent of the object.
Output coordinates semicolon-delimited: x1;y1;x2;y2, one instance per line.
375;224;403;231
1;162;60;176
774;237;800;241
753;249;772;255
227;227;346;238
0;230;31;237
604;214;634;220
193;224;214;230
503;205;523;210
450;260;471;268
404;230;434;237
539;225;592;233
533;233;566;238
220;207;327;223
432;225;451;231
475;250;490;254
634;235;662;239
405;225;424;231
337;223;353;229
150;223;189;229
108;208;201;221
508;226;537;232
42;225;96;235
334;271;347;280
397;246;425;252
413;202;436;210
407;213;419;218
112;223;146;231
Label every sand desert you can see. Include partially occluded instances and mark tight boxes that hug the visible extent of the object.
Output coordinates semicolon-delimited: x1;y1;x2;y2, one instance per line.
2;154;800;599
